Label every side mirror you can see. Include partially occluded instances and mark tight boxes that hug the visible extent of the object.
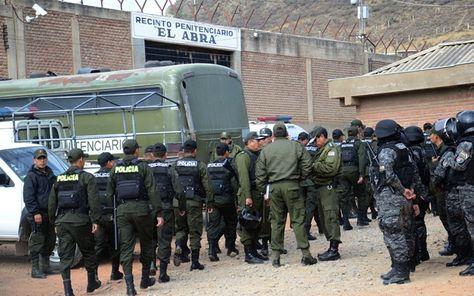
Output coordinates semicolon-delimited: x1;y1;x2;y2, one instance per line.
0;171;12;187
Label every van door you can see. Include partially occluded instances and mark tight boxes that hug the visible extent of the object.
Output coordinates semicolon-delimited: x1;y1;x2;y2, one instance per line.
0;159;23;240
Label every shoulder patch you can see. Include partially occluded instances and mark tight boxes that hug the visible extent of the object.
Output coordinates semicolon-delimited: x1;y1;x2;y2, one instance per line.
456;150;469;164
328;151;336;157
395;143;407;150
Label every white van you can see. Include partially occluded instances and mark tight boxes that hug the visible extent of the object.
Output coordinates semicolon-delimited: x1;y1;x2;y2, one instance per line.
0;142;68;263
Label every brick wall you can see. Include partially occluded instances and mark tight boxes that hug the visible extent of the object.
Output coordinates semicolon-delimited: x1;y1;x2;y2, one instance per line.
24;10;74;76
0;16;7;78
78;16;132;71
311;59;362;128
357;85;474;128
241;51;307;122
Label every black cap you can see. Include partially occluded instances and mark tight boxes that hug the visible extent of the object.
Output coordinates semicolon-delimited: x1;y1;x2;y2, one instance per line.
348;126;359;137
67;148;89;162
145;145;155;153
364;127;375;138
259;127;273;138
34;148;48;159
183;139;197;152
97;152;118;166
332;129;343;139
298;132;309;141
216;143;230;156
244;131;264;144
123;139;140;154
153;143;167;154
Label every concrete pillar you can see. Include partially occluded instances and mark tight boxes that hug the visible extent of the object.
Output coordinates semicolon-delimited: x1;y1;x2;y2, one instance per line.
71;16;81;73
131;37;145;68
13;7;26;78
306;58;314;123
231;50;241;76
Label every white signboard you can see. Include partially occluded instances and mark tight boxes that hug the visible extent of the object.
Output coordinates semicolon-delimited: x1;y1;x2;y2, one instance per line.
76;137;126;155
131;12;241;51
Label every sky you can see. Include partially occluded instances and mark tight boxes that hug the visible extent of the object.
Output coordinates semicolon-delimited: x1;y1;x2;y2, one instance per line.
59;0;176;15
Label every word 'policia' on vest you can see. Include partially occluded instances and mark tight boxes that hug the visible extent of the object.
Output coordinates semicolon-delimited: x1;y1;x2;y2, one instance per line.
115;165;139;173
57;174;79;182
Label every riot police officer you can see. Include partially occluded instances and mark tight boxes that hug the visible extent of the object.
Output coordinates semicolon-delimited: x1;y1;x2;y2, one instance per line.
373;120;416;285
23;149;56;279
147;143;184;282
48;148;102;296
174;139;213;271
451;110;474;276
107;139;164;295
433;118;472;269
94;152;123;281
207;143;239;261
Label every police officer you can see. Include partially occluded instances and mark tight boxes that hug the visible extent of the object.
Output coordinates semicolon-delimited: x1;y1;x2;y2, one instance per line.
351;119;365;139
257;127;273;255
433;118;472;269
311;126;343;261
211;132;243;161
107;140;164;295
94;152;123;281
332;129;344;145
404;126;430;264
147;143;184;282
207;143;239;261
256;122;316;267
451;110;474;276
298;132;319;240
48;148;101;296
235;132;267;264
429;126;456;256
372;120;416;285
362;127;378;220
174;139;213;271
23;148;56;279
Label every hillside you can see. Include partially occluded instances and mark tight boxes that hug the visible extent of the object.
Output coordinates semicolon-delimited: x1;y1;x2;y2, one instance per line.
168;0;474;51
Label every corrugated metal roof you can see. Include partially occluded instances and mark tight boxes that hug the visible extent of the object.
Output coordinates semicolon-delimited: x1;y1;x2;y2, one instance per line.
367;40;474;76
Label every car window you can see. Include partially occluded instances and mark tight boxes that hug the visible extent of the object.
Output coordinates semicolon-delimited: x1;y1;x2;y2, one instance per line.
0;167;14;187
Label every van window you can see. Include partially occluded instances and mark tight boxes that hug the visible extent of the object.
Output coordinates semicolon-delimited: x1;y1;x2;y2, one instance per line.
17;127;61;149
0;147;67;181
0;167;14;187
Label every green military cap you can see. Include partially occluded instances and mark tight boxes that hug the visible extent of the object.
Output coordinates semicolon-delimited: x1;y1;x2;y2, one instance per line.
123;139;140;153
429;128;442;137
310;125;326;138
220;131;231;139
347;126;359;137
34;148;48;159
67;148;89;162
351;119;364;128
273;121;287;136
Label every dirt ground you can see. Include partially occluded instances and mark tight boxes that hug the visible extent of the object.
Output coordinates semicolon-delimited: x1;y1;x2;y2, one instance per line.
0;215;473;296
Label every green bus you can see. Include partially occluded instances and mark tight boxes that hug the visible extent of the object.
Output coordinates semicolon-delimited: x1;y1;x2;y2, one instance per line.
0;63;249;162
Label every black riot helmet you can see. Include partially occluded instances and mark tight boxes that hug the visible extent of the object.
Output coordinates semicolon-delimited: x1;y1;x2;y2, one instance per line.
238;208;261;231
375;119;401;140
456;110;474;137
404;126;424;145
434;118;458;145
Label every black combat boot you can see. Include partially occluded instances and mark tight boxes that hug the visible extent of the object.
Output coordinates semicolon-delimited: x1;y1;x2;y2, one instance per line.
63;279;74;296
40;255;53;275
301;249;318;266
31;258;46;279
261;239;270;256
182;244;191;263
252;243;269;261
140;267;156;289
110;259;123;281
86;271;101;293
244;246;263;264
125;274;137;296
272;252;281;268
208;240;220;262
173;244;183;267
439;240;455;256
281;248;288;254
343;217;353;231
158;261;170;283
380;256;396;280
357;211;370;226
446;254;470;267
318;240;341;261
226;243;239;257
190;249;205;271
383;261;410;285
459;262;474;276
150;260;157;276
